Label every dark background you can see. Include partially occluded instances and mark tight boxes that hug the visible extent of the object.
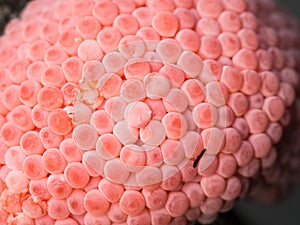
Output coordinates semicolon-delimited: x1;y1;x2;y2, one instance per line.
0;0;299;225
235;184;300;225
276;0;300;16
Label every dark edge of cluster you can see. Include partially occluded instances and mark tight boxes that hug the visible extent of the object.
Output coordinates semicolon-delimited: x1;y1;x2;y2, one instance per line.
0;0;30;35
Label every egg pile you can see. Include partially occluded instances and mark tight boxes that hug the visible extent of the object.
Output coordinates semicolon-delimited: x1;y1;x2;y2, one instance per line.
0;0;299;224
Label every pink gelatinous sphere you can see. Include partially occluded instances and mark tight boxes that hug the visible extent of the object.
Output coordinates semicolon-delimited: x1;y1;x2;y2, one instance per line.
0;0;299;224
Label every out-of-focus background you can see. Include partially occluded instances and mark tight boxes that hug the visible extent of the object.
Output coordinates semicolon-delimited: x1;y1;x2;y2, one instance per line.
235;184;300;225
276;0;300;16
0;0;299;225
236;1;300;225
